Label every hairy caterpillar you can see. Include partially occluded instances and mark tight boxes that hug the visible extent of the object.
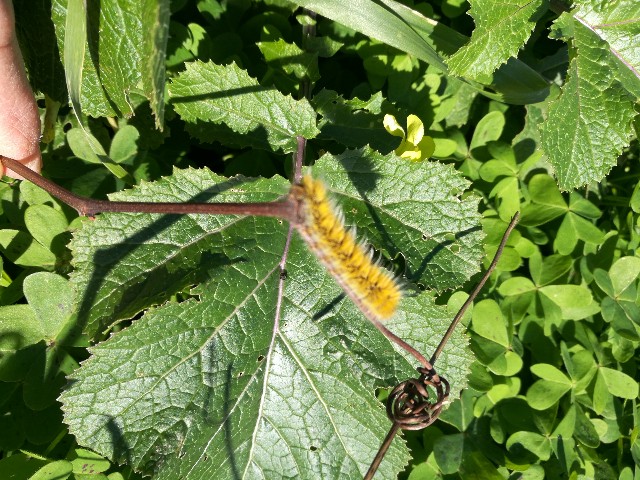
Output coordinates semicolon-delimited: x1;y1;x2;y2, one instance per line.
292;176;402;322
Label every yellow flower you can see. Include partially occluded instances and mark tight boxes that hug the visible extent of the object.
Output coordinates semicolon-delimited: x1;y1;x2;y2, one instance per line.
383;114;435;161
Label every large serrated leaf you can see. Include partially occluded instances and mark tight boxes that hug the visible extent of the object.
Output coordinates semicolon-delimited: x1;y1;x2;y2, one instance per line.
541;7;638;189
70;151;482;338
574;1;640;98
169;62;320;153
447;0;548;78
311;148;484;290
312;89;399;153
70;169;291;337
62;158;476;478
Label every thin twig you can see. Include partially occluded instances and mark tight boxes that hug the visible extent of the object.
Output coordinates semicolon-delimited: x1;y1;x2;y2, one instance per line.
1;155;297;221
371;318;431;370
364;424;399;480
364;212;520;480
430;212;520;365
294;136;306;184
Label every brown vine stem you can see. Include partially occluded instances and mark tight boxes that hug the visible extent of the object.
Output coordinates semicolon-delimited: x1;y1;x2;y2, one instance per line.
430;211;520;365
363;212;520;480
0;155;297;221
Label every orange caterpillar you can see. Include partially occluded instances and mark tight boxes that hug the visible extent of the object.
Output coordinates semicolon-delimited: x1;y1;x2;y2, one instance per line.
292;176;402;321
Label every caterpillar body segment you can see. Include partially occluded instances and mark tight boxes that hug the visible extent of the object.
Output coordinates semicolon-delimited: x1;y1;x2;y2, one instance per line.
292;176;402;321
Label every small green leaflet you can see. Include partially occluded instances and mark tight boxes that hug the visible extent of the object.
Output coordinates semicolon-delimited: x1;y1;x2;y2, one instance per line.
62;151;478;478
169;62;320;153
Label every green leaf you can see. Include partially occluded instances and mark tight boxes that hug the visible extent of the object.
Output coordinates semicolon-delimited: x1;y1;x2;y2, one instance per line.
539;285;600;320
488;176;520;221
24;205;69;252
23;272;76;341
609;256;640;296
169;61;320;153
597;367;638;399
55;0;133;182
70;449;111;475
498;276;536;296
0;453;47;480
53;0;168;119
470;111;505;152
471;299;509;348
530;364;572;385
62;160;475;477
526;363;573;410
286;0;550;103
554;214;579;255
520;174;567;226
471;334;508;370
69;169;291;337
66;128;101;164
479;159;516;182
541;9;637;189
30;460;73;480
572;2;640;98
488;350;523;377
592;369;613;415
109;125;140;164
61;0;87;119
0;305;41;354
61;260;470;478
438;389;478;432
313;90;398;153
566;213;606;246
568;192;602;219
506;431;551;461
468;361;493;391
602;297;640;341
13;2;67;103
526;379;572;410
563;349;597;393
141;0;170;128
448;0;548;79
529;252;573;286
20;181;61;209
433;433;465;474
0;230;57;268
258;36;320;82
310;148;484;289
631;180;640;213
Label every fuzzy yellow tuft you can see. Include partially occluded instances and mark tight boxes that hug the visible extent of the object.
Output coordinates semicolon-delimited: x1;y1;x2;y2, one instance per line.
294;176;402;321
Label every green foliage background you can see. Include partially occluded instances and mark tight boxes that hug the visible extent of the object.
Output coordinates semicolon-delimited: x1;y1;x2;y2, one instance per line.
1;0;639;479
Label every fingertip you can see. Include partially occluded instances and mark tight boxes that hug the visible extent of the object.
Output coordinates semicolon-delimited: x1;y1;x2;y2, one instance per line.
3;151;41;180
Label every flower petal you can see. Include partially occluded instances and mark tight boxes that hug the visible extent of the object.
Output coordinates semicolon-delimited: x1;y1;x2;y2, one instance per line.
405;114;424;146
383;114;405;138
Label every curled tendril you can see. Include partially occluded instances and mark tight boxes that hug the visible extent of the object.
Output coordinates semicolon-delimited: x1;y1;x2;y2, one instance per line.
386;366;450;430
